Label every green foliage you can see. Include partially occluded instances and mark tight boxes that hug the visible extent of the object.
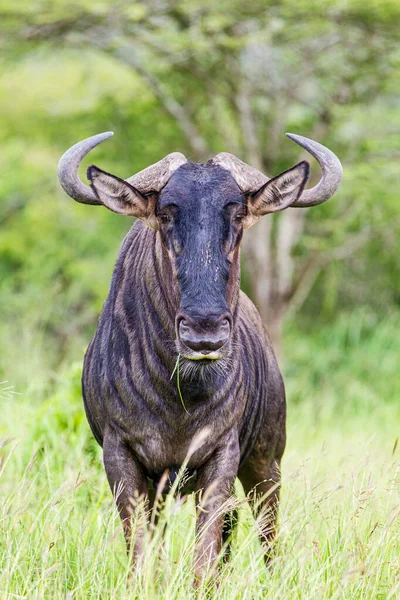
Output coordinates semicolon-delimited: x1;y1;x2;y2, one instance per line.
285;308;400;421
1;0;399;379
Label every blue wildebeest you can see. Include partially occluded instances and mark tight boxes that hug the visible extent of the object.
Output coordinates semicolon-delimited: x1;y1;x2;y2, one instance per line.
58;132;341;579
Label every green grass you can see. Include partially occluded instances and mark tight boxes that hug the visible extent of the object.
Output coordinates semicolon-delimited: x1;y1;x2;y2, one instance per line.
1;311;400;599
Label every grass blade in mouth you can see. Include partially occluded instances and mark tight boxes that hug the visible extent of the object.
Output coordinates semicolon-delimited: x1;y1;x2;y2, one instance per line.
170;353;190;415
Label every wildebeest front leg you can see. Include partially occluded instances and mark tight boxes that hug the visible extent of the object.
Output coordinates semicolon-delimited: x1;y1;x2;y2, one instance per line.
103;429;149;565
194;434;240;582
239;455;282;563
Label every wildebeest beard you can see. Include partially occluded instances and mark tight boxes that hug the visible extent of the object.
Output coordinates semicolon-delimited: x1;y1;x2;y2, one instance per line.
178;348;235;389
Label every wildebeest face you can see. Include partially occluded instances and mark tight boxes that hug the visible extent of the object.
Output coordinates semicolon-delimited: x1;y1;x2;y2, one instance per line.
87;157;310;364
157;163;245;362
61;131;341;374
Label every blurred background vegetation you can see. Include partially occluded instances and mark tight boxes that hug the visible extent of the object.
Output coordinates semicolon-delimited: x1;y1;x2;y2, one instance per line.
0;0;399;412
1;4;399;596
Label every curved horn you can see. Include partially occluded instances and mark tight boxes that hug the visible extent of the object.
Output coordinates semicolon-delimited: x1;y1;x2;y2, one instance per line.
58;132;188;205
58;132;113;205
125;153;188;193
286;133;343;207
212;152;269;192
212;134;342;208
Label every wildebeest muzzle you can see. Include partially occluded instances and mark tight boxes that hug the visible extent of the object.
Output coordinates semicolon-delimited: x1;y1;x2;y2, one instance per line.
176;311;232;359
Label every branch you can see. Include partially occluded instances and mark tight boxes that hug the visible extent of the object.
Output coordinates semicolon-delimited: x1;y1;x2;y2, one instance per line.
241;217;273;323
285;255;323;317
286;215;400;317
275;209;309;299
101;43;210;157
285;230;370;316
17;16;211;158
0;201;25;225
206;89;241;154
235;78;263;169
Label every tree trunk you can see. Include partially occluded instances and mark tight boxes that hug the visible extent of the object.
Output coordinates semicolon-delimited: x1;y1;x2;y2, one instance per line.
263;301;287;363
241;208;308;361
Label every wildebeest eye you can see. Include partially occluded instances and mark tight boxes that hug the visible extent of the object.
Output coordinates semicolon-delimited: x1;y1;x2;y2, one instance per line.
159;214;170;224
234;214;245;223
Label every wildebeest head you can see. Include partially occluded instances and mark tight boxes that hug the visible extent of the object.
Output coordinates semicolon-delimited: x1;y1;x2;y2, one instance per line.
58;132;342;365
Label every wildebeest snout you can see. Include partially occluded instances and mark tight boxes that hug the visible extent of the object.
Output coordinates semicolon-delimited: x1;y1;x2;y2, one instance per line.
177;312;232;355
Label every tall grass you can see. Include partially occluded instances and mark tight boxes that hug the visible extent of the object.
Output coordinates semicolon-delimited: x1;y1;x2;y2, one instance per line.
1;311;399;599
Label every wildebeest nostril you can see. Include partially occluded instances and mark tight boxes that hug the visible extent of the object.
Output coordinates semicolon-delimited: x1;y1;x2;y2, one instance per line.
220;318;230;331
178;316;230;353
179;320;191;334
182;336;226;353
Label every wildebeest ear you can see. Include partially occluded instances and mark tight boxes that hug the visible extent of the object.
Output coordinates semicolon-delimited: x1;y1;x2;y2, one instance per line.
87;165;157;227
245;161;310;227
